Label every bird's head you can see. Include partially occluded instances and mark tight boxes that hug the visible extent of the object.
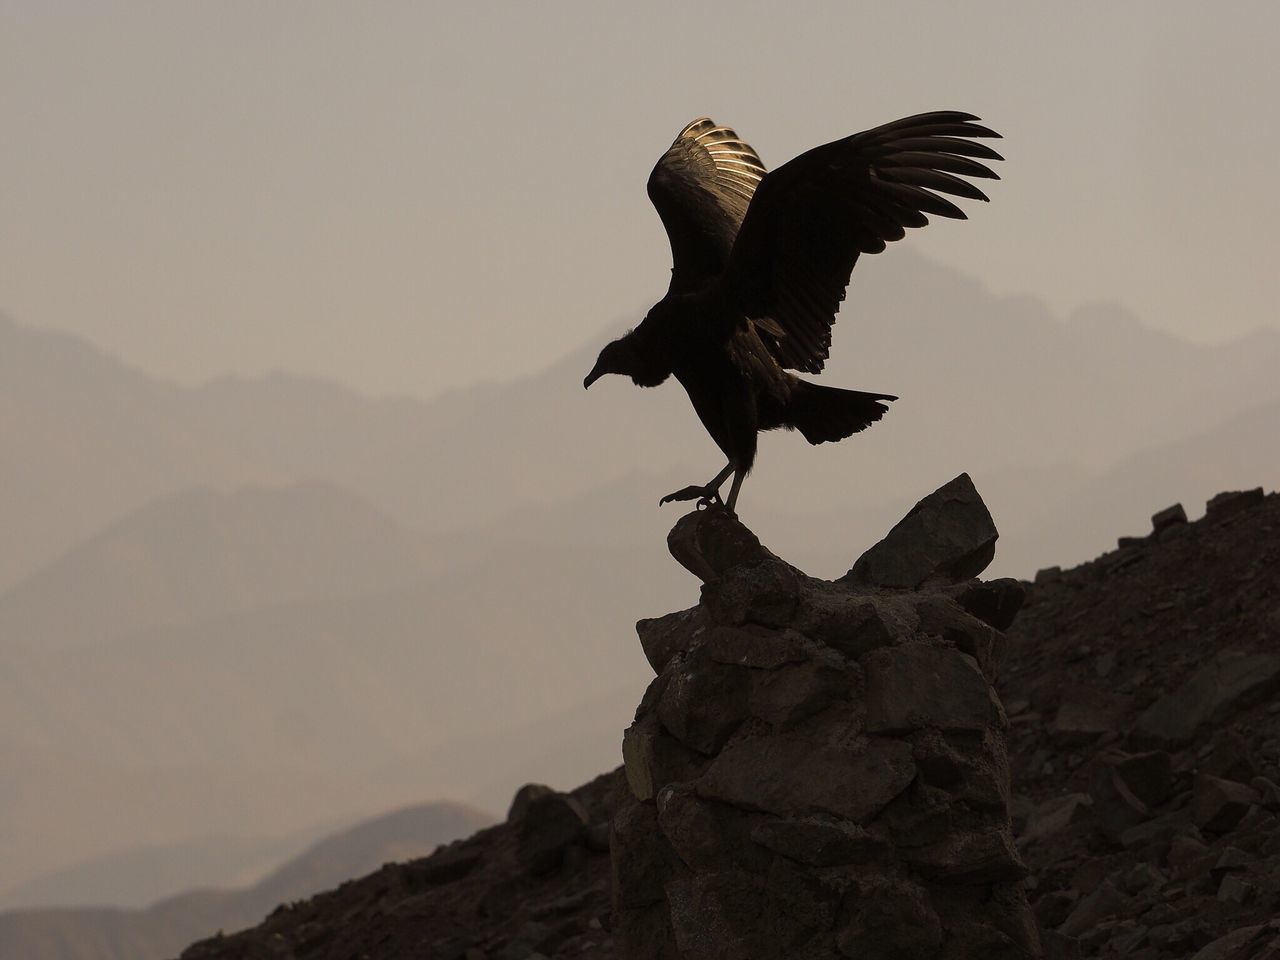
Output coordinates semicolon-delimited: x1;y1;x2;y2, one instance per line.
583;337;633;389
583;331;668;389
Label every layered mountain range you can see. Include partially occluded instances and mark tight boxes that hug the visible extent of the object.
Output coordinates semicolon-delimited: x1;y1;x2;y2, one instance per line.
3;251;1277;939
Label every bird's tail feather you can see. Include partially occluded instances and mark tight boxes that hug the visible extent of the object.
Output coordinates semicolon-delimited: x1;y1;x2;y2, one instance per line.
786;382;896;445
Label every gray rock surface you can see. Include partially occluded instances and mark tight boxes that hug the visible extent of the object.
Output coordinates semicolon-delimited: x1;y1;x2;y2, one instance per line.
1021;793;1092;845
843;472;999;589
1088;753;1153;841
950;577;1027;631
1190;775;1259;834
1052;688;1130;747
636;607;703;675
1187;923;1267;960
1130;651;1280;749
515;791;589;875
612;477;1038;958
863;643;993;734
1205;487;1265;520
1151;502;1187;534
666;508;775;584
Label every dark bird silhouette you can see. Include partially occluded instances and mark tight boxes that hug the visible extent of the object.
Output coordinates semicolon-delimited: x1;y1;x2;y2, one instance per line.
584;112;1003;513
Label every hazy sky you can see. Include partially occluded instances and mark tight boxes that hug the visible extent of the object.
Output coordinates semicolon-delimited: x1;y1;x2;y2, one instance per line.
2;1;1277;397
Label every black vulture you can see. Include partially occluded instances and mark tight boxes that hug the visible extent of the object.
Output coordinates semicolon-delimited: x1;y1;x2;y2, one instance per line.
584;112;1003;514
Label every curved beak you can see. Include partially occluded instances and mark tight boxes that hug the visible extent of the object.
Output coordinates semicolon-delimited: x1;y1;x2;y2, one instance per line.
583;361;605;390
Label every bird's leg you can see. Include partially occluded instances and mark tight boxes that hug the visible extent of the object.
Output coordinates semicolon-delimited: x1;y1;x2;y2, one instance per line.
659;461;734;509
724;467;745;516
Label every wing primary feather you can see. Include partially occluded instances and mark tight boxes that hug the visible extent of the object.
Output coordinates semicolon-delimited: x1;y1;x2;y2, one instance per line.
882;152;999;179
878;200;930;230
875;122;1001;141
873;181;969;219
880;168;990;201
869;111;983;134
887;137;1004;161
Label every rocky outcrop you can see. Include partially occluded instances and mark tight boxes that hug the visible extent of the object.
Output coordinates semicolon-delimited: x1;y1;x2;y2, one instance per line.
613;476;1039;959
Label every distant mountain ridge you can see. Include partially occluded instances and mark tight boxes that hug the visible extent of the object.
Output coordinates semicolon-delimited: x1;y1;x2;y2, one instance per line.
0;481;436;649
2;828;327;913
0;800;493;960
6;258;1280;588
0;539;673;909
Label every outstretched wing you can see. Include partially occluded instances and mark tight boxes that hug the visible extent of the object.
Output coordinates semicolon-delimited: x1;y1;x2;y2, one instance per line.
721;112;1003;373
647;118;768;296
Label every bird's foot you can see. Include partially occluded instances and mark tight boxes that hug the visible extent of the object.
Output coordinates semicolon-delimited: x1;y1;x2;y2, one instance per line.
659;485;723;510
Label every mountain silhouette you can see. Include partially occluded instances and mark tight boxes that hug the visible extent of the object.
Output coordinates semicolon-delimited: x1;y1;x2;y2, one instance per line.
0;482;435;650
0;801;492;960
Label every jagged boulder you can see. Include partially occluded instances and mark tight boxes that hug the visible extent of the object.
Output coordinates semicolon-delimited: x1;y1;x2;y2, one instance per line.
612;476;1039;959
843;472;999;589
1191;775;1259;834
667;507;777;583
513;789;590;875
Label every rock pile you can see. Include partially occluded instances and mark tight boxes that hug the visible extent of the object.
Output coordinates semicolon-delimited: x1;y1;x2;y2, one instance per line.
612;474;1041;959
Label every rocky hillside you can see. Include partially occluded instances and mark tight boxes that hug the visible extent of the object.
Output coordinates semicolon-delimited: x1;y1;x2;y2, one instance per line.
1002;486;1280;958
182;775;622;960
180;483;1279;960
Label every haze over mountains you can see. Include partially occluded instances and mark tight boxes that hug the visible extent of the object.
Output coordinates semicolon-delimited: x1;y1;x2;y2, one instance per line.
0;482;436;649
3;252;1278;936
0;800;492;960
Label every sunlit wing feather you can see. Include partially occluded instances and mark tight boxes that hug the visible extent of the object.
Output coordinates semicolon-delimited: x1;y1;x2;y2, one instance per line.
647;118;768;295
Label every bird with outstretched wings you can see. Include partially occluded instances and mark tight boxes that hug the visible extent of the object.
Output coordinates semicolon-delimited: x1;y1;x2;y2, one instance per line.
585;111;1002;513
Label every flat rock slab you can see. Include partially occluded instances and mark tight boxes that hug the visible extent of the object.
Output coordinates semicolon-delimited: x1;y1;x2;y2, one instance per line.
697;734;915;823
750;816;884;866
658;658;752;755
1191;774;1259;833
1053;688;1132;746
1151;503;1187;533
901;822;1026;882
636;606;702;675
792;590;903;659
1130;650;1280;749
700;624;809;670
863;643;993;734
1205;487;1265;520
1022;793;1092;845
843;473;999;589
665;871;764;960
1060;880;1132;937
